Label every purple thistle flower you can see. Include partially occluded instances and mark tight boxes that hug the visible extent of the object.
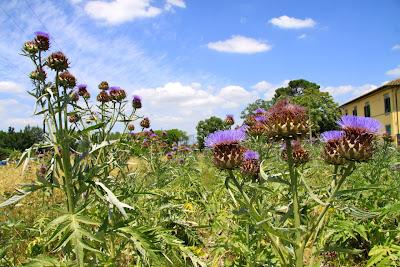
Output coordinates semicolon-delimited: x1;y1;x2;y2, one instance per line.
205;129;246;148
150;133;157;138
321;130;344;142
338;115;381;134
133;95;142;109
172;146;178;151
255;116;266;122
109;86;120;92
133;95;141;101
35;31;49;38
243;150;259;161
254;108;266;114
77;84;87;90
226;114;234;119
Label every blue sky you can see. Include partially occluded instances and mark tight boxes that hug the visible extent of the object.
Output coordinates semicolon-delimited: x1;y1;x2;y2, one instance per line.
0;0;399;134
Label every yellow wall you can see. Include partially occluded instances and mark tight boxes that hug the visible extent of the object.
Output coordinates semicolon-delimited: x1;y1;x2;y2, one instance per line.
340;87;400;145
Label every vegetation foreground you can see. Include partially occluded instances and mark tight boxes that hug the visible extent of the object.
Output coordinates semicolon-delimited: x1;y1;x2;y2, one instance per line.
1;32;400;267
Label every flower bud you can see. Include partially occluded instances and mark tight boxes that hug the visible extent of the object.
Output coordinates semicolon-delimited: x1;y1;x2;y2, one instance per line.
241;150;260;178
128;124;135;131
140;117;150;128
69;91;79;102
34;31;50;51
98;81;109;91
321;130;347;165
96;91;110;103
29;68;47;81
23;40;39;54
264;99;309;139
281;140;310;165
205;129;246;169
68;114;80;123
59;71;76;88
132;95;142;109
47;52;69;71
225;114;234;126
166;152;173;160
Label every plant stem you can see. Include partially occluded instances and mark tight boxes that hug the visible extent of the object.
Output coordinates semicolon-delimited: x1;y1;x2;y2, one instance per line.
285;138;303;267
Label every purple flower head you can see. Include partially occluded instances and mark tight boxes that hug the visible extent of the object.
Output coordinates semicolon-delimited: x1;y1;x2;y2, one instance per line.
109;86;120;92
35;31;49;38
205;129;246;148
150;133;157;138
243;150;259;161
254;108;266;114
226;114;234;119
255;116;266;122
172;146;178;151
321;130;344;142
133;95;141;101
338;115;381;134
179;158;185;164
77;84;87;90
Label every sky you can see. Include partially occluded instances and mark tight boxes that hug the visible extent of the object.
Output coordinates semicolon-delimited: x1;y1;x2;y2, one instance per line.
0;0;399;134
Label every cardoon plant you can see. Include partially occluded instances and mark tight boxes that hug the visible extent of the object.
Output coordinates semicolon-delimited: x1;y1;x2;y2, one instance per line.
0;32;150;266
207;100;382;266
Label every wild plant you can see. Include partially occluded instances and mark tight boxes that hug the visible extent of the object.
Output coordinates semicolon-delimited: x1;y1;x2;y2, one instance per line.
205;99;383;266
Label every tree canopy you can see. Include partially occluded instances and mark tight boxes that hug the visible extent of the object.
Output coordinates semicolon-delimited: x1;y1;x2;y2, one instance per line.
196;116;227;149
240;99;274;119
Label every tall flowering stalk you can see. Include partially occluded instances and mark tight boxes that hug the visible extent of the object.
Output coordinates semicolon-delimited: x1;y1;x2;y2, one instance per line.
206;99;382;266
1;32;144;265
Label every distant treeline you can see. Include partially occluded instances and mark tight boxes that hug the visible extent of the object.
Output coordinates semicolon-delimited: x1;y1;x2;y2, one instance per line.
0;126;44;159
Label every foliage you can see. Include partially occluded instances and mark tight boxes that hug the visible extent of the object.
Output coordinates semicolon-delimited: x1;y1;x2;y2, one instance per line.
240;99;273;119
273;79;341;134
196;116;227;149
154;129;189;144
0;126;44;157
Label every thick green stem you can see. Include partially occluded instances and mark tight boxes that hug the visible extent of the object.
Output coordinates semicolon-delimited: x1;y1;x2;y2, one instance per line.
285;139;303;267
227;170;289;266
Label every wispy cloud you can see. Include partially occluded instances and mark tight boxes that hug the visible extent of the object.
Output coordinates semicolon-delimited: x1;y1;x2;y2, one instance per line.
207;35;271;54
269;15;316;29
322;84;377;104
297;34;307;39
392;44;400;50
386;65;400;76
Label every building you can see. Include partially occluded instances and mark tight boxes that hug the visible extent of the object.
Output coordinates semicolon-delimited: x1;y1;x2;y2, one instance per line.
339;78;400;145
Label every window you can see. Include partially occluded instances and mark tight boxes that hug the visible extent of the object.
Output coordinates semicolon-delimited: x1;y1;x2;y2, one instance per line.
385;124;392;135
352;106;357;116
364;103;371;117
384;95;391;113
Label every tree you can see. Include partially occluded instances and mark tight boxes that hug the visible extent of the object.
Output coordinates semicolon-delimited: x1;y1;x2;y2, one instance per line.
154;129;189;144
240;99;274;119
272;79;341;135
196;116;227;149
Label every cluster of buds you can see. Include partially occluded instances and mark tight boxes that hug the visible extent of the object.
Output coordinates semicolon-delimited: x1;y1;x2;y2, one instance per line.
132;95;142;109
264;99;309;140
205;128;246;169
241;150;260;179
75;84;90;99
321;115;381;164
225;114;235;126
140;117;150;129
247;115;267;136
59;71;76;88
47;51;69;71
109;86;127;102
29;67;47;81
281;140;310;165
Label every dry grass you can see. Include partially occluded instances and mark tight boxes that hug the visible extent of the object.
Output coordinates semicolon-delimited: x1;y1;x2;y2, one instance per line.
0;163;36;196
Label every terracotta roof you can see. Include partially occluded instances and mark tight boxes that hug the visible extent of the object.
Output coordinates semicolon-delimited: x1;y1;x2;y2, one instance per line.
382;78;400;87
340;78;400;107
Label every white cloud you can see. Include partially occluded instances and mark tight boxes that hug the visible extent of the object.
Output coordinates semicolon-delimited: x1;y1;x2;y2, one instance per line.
132;82;256;132
392;44;400;50
0;81;24;93
165;0;186;10
322;84;377;104
207;35;272;54
0;99;41;129
84;0;162;25
298;34;307;39
269;15;316;29
386;65;400;76
251;80;289;100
